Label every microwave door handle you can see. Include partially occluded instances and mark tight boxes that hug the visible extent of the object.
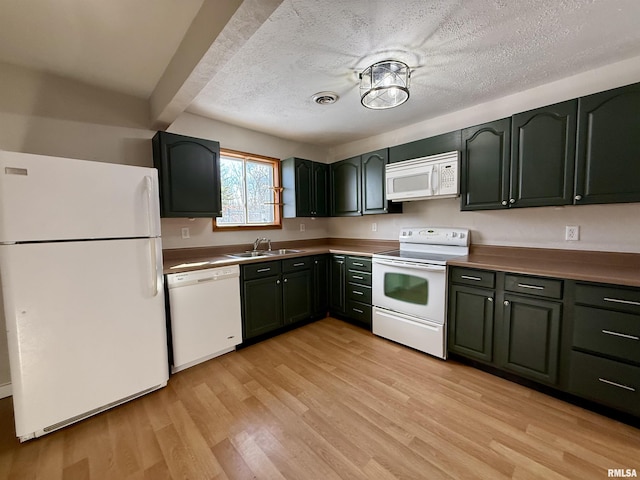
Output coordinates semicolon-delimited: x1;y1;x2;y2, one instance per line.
430;164;436;193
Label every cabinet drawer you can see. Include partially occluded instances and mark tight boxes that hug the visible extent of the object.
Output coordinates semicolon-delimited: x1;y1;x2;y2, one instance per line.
346;256;372;273
347;269;371;286
282;257;311;272
346;300;372;326
242;261;281;280
347;283;372;304
573;305;640;364
575;283;640;315
569;350;640;416
504;274;562;299
450;267;495;288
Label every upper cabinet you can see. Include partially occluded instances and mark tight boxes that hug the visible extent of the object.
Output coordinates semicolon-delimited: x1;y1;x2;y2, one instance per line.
461;100;577;210
152;131;222;218
461;118;511;210
575;82;640;205
510;100;577;208
331;149;402;217
282;157;329;217
389;131;461;163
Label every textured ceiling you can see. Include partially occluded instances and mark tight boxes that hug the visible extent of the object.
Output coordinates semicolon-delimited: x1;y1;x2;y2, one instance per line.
187;0;640;145
1;0;640;146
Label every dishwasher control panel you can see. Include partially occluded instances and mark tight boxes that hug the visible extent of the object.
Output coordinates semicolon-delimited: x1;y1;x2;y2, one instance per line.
167;264;239;288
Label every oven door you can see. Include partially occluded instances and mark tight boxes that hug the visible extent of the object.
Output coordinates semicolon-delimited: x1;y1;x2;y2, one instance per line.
372;258;446;323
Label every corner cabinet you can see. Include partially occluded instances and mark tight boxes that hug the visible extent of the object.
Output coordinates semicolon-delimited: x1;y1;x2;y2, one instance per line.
575;82;640;205
281;158;329;217
152;131;222;218
331;149;401;217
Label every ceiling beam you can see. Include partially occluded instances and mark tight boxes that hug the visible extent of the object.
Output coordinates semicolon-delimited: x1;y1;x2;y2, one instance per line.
149;0;284;130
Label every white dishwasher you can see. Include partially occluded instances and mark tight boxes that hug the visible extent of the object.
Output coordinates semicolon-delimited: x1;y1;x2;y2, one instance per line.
166;264;242;373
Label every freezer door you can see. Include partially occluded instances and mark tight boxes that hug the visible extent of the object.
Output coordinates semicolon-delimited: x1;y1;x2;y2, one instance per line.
0;238;167;439
0;150;160;242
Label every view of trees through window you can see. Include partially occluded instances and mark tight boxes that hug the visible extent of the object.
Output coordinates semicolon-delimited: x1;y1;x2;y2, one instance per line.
216;151;280;228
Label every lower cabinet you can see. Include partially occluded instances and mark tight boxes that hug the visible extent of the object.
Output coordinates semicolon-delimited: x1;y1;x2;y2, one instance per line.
312;255;329;318
241;258;313;340
448;284;495;363
330;254;372;328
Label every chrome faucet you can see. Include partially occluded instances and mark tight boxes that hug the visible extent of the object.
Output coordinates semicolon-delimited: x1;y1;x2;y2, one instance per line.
252;237;271;251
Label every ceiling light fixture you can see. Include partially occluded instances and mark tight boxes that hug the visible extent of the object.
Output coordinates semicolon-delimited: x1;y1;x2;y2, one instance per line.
359;60;411;110
312;91;339;105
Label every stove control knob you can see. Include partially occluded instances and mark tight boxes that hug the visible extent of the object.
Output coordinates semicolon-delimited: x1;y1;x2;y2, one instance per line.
451;232;458;238
459;232;465;238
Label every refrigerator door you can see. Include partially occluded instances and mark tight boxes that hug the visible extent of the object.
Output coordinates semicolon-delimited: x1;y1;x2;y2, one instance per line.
0;238;167;440
0;150;160;242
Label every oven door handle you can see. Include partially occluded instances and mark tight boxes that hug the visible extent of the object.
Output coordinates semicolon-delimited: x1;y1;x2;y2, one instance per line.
373;258;446;272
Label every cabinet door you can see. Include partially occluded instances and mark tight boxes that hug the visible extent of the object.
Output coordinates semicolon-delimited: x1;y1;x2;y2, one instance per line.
242;275;283;339
152;131;222;218
575;82;640;205
283;269;312;325
362;148;398;215
329;255;346;314
389;131;461;163
313;255;329;317
448;285;495;362
312;162;329;217
293;159;313;217
499;294;561;385
330;157;361;216
461;119;511;210
510;100;577;207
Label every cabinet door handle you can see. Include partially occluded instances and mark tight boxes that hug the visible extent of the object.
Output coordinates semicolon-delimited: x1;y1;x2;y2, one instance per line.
352;290;364;295
575;194;582;201
604;297;640;307
504;300;510;306
598;378;636;392
293;262;305;267
602;329;639;341
487;297;493;302
352;262;364;267
517;283;544;290
276;279;281;284
501;200;508;206
352;308;364;314
509;198;515;204
352;275;364;280
257;267;271;273
461;275;482;281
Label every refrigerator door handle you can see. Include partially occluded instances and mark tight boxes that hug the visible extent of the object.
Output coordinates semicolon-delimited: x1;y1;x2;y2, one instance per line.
144;176;155;237
150;238;160;297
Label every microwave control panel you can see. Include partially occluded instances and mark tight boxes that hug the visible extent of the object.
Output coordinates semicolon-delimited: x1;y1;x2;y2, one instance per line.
438;161;459;196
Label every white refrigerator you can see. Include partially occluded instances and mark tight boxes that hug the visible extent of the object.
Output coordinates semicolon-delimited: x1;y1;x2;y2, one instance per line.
0;150;168;441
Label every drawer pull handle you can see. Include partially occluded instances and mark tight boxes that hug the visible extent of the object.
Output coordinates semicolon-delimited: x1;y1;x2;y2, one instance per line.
352;275;364;280
517;283;544;290
293;262;305;267
461;275;482;281
352;308;364;314
257;268;271;273
602;329;640;341
598;378;636;392
352;262;364;267
352;290;364;295
604;297;640;307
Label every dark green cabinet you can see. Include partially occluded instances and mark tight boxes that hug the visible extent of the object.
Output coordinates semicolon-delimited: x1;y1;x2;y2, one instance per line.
241;258;312;340
510;100;577;207
331;149;401;217
329;255;346;314
282;158;329;217
330;157;361;216
312;255;329;318
152;131;222;218
461;119;511;210
389;130;461;163
448;285;495;362
575;82;640;205
499;294;562;385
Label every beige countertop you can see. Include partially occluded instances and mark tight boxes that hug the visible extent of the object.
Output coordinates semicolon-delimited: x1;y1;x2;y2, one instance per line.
448;245;640;288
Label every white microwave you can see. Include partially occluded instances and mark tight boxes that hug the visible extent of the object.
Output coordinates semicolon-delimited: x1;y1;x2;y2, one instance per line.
385;151;460;202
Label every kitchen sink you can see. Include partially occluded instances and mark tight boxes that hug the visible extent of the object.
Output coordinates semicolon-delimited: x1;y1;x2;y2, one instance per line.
264;249;305;255
225;251;270;259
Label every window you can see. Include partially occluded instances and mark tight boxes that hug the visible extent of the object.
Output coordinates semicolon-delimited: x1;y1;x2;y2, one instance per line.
213;149;282;230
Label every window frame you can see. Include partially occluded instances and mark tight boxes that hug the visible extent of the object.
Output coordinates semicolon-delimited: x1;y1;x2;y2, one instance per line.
213;148;282;231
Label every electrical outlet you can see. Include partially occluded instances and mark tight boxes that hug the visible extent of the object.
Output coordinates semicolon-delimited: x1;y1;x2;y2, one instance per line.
565;225;579;241
181;227;190;239
300;223;305;232
372;222;377;232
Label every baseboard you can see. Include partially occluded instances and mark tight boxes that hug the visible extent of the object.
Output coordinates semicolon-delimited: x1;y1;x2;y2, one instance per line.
0;382;12;399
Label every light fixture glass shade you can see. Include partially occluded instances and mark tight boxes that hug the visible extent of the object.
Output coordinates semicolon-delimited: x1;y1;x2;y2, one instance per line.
360;60;411;109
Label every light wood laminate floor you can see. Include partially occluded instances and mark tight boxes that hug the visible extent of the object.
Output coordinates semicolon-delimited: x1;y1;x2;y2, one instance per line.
1;317;638;479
